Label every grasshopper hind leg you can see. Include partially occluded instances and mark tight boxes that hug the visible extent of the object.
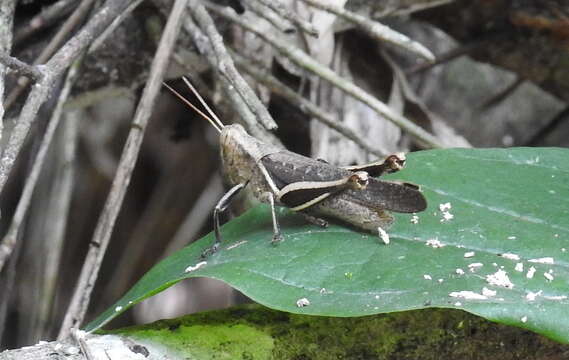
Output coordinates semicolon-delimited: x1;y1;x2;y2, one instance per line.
202;182;247;258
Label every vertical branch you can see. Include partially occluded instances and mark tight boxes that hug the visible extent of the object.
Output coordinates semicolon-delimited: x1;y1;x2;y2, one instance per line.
0;0;16;149
57;0;188;339
187;0;278;131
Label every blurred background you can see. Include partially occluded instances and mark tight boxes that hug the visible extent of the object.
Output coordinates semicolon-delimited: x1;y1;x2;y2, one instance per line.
0;0;568;350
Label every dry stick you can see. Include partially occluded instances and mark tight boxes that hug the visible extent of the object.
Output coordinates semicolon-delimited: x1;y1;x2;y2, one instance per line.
187;0;278;131
0;52;43;80
4;0;96;109
0;0;16;156
163;174;224;257
14;0;77;45
232;50;389;157
206;3;444;149
0;0;141;197
58;0;188;339
298;0;435;62
246;0;319;36
244;0;295;34
182;15;281;145
39;108;79;336
0;57;81;274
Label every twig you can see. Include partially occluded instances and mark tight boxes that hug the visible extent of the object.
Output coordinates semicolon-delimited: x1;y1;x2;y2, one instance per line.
58;0;188;339
406;39;489;75
4;0;97;109
205;3;444;149
0;52;44;80
0;0;16;159
244;1;295;34
247;0;319;37
479;77;524;110
182;14;281;145
187;0;278;131
0;0;142;197
38;105;79;335
232;50;389;157
298;0;435;62
163;173;224;256
0;57;81;274
14;0;77;45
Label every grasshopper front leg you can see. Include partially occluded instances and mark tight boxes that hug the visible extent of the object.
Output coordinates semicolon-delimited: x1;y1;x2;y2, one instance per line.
202;182;247;258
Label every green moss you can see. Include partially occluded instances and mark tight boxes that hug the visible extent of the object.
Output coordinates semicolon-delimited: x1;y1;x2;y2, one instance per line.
107;305;567;359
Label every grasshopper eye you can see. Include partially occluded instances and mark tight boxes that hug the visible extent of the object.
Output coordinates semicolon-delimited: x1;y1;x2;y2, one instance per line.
349;171;369;190
386;153;406;172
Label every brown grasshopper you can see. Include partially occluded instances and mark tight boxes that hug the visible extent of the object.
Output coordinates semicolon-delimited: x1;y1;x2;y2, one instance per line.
165;77;427;257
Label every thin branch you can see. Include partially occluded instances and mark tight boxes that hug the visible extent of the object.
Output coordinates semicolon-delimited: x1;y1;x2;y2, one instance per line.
14;0;77;45
0;56;81;274
187;0;278;131
0;0;142;197
0;0;16;158
4;0;97;109
205;3;444;149
247;0;319;37
39;106;79;336
298;0;435;62
163;173;224;257
182;14;281;145
0;52;43;80
232;50;389;157
58;0;188;339
244;0;295;34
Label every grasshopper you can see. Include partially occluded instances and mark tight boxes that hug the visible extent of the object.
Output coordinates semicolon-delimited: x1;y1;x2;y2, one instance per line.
165;77;427;257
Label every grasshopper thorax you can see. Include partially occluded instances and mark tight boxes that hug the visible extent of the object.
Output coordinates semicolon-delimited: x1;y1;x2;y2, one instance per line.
219;124;281;197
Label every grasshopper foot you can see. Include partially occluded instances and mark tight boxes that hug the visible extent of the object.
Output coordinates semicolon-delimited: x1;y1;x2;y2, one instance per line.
271;233;284;246
200;243;220;259
301;213;328;228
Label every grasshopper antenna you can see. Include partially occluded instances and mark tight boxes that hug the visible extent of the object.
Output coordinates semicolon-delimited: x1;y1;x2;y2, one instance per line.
182;76;225;131
162;81;222;133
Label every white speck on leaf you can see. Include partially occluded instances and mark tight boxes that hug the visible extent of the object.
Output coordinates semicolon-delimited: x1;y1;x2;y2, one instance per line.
464;251;475;258
544;272;554;281
521;316;528;323
411;215;419;224
378;227;390;245
115;306;123;312
500;253;520;261
468;263;484;272
482;287;497;297
526;266;536;279
515;263;524;272
423;274;432;280
439;202;452;211
507;236;517;240
486;269;514;288
528;257;554;264
296;298;310;307
449;291;488;300
526;290;542;301
455;268;465;275
426;238;445;248
185;261;207;273
227;240;248;250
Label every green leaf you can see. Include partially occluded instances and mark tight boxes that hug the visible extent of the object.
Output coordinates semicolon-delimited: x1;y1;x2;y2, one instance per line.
86;148;569;343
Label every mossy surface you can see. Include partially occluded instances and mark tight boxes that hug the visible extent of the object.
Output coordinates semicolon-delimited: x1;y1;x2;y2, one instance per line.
108;304;569;359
